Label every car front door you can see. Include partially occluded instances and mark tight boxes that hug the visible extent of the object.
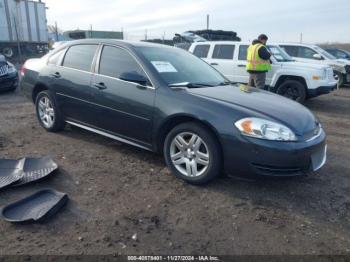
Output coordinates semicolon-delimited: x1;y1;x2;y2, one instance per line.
91;45;155;145
50;44;99;125
208;44;236;81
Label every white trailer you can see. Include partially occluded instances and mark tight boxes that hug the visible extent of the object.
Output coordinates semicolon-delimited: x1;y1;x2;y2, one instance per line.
0;0;48;59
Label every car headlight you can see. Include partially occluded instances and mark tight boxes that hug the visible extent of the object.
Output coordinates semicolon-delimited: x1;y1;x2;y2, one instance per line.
312;69;327;80
234;117;297;141
7;62;17;74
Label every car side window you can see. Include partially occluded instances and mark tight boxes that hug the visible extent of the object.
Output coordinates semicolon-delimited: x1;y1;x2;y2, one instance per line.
336;50;347;59
193;45;210;58
48;49;66;65
99;45;148;81
63;45;98;72
280;45;297;57
212;45;235;59
298;46;318;59
238;45;248;60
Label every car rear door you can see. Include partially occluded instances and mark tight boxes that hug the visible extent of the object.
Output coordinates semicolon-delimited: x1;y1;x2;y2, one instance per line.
50;44;99;125
208;44;236;81
90;45;155;145
192;44;211;60
233;44;250;84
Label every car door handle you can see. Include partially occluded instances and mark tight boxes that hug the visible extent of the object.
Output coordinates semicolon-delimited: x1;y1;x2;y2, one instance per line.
50;72;61;78
237;64;245;67
94;82;107;90
210;63;219;66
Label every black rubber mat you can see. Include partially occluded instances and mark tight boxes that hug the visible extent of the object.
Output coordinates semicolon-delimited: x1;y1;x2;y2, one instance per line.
0;157;57;189
0;158;25;189
12;157;58;187
0;189;68;223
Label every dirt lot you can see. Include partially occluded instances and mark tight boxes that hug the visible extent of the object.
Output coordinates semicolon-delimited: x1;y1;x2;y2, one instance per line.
0;87;350;256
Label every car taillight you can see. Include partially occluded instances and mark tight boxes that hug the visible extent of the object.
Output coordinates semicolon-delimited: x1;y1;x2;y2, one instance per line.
20;64;26;77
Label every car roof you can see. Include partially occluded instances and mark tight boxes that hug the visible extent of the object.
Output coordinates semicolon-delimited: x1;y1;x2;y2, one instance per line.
275;42;318;48
191;41;286;46
62;39;173;49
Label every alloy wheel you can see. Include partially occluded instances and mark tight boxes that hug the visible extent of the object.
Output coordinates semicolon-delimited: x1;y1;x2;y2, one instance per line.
38;96;55;128
170;132;210;177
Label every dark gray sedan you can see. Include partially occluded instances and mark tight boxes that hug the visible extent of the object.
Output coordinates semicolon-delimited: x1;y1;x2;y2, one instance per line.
20;39;326;184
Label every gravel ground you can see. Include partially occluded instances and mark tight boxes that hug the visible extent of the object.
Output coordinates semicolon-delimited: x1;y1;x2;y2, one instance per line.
0;88;349;255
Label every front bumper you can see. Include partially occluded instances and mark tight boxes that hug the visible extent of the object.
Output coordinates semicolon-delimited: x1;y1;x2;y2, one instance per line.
0;72;18;91
222;129;327;177
307;84;336;98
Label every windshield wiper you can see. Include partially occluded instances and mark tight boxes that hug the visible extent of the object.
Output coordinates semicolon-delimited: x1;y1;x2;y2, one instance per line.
168;82;215;88
217;81;231;86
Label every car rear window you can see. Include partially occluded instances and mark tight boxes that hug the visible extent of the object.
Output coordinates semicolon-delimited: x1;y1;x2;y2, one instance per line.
63;44;97;72
212;45;235;59
48;49;66;65
193;45;210;58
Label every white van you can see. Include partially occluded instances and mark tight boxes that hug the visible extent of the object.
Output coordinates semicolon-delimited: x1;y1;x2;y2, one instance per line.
189;41;337;102
278;43;350;86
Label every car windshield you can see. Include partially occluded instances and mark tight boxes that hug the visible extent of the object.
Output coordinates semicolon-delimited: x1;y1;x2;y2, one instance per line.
136;46;228;87
314;46;337;60
268;45;294;62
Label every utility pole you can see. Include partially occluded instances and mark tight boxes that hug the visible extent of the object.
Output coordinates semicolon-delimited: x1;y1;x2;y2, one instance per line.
55;21;58;41
300;32;303;43
162;32;166;44
145;29;148;40
90;24;93;38
206;14;210;30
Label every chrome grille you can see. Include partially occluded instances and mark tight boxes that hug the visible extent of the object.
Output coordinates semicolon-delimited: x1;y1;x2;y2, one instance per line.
0;64;8;77
327;68;334;80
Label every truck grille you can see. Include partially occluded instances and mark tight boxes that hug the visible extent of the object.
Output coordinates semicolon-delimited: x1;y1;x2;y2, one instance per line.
327;68;334;80
0;63;9;77
345;65;350;73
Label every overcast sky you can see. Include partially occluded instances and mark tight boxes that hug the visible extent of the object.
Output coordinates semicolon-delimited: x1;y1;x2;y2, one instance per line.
44;0;350;43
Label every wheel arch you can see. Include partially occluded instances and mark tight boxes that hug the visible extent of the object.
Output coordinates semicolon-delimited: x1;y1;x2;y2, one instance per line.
273;75;308;93
155;114;223;156
32;82;49;103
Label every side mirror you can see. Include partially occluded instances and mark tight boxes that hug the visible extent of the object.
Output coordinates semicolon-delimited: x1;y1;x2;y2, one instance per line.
313;54;323;60
119;71;150;86
0;54;5;62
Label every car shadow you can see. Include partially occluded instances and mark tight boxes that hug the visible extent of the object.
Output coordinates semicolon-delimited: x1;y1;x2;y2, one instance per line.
53;123;350;233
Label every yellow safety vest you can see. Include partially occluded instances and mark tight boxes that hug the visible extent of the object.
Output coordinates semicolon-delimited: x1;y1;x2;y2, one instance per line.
246;43;272;71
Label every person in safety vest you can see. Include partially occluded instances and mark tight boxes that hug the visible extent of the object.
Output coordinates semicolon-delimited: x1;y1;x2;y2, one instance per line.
246;34;272;89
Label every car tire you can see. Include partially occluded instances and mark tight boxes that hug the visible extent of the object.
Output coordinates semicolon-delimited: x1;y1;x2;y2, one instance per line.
35;90;65;132
334;71;344;87
163;122;222;184
276;80;306;103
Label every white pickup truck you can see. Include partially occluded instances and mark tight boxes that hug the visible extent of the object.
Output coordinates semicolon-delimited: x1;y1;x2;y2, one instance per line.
278;43;350;86
189;41;337;102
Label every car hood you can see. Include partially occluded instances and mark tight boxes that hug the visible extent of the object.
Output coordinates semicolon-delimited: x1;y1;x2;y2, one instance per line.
336;59;350;65
186;85;317;136
280;61;329;70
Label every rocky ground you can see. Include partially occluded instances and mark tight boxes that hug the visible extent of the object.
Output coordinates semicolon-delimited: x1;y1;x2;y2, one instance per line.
0;87;349;255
